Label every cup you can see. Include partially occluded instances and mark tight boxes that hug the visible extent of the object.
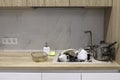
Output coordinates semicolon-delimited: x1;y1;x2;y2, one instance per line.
58;54;69;62
77;49;88;61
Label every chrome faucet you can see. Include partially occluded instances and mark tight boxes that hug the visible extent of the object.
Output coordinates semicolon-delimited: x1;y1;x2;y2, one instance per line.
84;30;93;52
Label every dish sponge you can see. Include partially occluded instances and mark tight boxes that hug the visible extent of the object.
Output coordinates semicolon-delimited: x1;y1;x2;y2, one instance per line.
50;51;56;56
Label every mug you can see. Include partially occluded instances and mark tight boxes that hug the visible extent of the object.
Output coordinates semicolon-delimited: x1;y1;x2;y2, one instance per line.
77;49;88;61
58;54;69;62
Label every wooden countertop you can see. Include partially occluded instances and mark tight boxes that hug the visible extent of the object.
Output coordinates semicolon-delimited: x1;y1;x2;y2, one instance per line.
0;52;120;70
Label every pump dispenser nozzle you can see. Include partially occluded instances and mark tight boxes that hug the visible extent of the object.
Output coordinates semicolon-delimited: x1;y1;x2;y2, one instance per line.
45;42;48;47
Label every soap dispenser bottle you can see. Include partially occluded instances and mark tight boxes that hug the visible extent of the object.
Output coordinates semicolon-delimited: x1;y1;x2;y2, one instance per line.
43;42;50;55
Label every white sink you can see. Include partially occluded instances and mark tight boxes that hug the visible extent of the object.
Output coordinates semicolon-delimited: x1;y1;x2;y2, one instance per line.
53;53;111;64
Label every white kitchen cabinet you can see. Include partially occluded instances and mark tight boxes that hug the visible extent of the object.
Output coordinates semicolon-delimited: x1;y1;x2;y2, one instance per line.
42;73;81;80
0;73;41;80
82;73;120;80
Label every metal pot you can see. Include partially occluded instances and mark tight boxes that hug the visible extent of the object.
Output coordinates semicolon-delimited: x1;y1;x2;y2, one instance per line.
93;41;117;61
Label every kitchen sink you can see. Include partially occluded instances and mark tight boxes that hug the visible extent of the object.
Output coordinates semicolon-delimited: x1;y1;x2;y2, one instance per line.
53;53;112;64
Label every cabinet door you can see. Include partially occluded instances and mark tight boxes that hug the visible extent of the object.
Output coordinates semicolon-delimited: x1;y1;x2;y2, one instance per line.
0;0;26;7
45;0;55;6
56;0;69;6
12;0;26;7
27;0;44;6
42;73;81;80
0;73;41;80
45;0;69;6
70;0;112;7
0;0;12;7
82;73;120;80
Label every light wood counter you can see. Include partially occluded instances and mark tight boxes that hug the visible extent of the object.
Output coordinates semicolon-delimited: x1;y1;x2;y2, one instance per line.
0;52;120;70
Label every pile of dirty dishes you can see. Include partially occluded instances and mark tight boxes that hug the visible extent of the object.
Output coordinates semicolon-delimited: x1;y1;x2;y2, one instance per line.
58;49;89;62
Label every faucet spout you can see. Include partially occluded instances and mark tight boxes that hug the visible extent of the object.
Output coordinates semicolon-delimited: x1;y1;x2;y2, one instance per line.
84;30;93;52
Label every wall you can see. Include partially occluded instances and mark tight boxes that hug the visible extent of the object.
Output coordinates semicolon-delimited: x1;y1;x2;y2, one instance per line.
0;8;104;50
